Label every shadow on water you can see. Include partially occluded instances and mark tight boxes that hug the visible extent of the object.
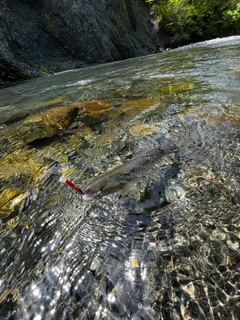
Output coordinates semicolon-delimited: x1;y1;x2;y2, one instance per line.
0;36;240;319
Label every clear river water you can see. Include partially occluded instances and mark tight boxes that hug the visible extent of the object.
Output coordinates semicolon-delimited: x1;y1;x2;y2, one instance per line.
0;36;240;320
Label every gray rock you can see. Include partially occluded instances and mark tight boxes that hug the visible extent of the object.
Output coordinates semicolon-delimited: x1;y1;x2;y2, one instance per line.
0;0;164;84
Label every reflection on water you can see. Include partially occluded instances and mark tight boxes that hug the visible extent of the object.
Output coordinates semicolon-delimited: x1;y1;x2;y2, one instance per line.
0;36;240;319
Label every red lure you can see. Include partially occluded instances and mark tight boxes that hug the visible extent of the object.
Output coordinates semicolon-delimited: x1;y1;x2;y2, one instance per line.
59;176;84;195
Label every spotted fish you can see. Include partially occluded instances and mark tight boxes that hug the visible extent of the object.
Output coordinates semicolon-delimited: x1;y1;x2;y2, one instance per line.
60;144;176;201
82;145;175;201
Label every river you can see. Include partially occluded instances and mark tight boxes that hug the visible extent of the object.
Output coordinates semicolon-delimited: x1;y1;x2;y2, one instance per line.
0;36;240;319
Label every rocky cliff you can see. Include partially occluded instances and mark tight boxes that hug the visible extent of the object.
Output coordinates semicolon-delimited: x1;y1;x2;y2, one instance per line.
0;0;163;85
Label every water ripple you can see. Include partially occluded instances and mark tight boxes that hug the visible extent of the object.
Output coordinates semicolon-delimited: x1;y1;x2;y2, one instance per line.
1;37;240;319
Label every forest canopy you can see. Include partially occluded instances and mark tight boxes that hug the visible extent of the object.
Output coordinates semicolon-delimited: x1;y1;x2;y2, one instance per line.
144;0;240;45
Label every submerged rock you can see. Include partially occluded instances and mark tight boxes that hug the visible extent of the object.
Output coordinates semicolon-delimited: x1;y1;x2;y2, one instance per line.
158;82;196;95
23;105;79;137
121;98;159;115
80;100;111;117
129;124;164;137
0;187;30;219
0;105;79;156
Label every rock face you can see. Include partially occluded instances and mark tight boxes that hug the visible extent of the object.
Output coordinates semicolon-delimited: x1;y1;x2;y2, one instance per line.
0;0;163;85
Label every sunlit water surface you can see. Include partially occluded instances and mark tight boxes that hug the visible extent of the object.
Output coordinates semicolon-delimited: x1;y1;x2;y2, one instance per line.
0;36;240;319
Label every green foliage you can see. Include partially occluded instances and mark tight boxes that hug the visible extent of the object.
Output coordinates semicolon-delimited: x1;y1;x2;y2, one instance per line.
144;0;240;45
224;2;240;24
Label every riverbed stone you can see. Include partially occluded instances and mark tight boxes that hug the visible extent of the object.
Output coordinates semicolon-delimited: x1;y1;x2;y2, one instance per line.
0;105;79;156
23;105;79;136
0;149;41;181
129;124;163;137
80;100;111;117
158;81;196;95
0;187;30;219
121;98;159;115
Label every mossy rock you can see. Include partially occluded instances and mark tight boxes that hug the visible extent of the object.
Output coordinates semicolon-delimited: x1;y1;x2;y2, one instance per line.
121;98;159;115
0;149;41;181
129;124;163;137
0;187;30;219
158;82;196;95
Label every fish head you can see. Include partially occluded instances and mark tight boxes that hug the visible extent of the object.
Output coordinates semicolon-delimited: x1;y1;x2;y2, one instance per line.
81;174;110;202
81;184;104;202
81;192;98;202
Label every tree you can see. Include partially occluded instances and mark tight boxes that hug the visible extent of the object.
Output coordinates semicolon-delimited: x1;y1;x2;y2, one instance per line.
145;0;240;46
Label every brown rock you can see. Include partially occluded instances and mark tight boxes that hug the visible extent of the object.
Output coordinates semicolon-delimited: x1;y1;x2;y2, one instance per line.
0;105;79;156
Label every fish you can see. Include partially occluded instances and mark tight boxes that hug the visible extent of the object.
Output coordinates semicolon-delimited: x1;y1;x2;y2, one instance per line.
60;143;176;201
82;144;175;201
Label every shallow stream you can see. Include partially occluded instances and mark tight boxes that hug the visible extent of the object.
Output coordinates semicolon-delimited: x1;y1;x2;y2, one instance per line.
0;36;240;319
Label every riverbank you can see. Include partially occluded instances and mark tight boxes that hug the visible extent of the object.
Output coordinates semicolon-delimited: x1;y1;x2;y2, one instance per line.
1;0;239;87
0;0;163;86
